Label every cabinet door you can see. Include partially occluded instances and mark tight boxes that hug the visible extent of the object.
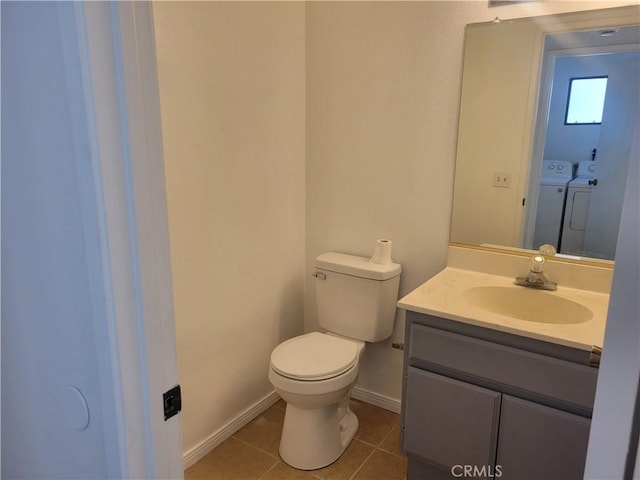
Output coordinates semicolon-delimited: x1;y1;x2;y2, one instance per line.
497;395;591;479
404;367;501;473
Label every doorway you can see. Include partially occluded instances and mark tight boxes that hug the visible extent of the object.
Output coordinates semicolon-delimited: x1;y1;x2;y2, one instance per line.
523;26;640;260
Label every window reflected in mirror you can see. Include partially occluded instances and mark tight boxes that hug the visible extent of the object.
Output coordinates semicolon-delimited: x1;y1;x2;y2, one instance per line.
565;77;608;125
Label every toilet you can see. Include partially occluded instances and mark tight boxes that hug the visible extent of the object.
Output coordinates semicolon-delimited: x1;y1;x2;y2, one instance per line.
268;252;401;470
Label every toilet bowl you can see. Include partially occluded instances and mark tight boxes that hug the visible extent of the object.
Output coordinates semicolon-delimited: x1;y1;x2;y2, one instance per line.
269;332;365;470
268;251;401;470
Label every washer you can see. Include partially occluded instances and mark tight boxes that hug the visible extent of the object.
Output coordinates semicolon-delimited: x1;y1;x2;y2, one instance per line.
560;161;598;255
533;160;573;250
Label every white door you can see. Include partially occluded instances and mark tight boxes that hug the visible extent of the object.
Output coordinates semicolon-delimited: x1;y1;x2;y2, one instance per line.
1;2;183;478
582;53;640;260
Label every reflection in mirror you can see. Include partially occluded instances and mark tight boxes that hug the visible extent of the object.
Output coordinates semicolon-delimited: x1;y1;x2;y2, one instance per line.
526;29;639;261
451;6;640;263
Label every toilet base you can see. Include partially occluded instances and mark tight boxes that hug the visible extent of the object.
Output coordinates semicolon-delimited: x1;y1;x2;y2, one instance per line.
279;396;358;470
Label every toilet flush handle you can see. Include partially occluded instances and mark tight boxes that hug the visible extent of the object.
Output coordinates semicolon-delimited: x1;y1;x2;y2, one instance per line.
312;272;326;280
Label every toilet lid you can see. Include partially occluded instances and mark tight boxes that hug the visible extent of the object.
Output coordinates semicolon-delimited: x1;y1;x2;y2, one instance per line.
270;332;359;381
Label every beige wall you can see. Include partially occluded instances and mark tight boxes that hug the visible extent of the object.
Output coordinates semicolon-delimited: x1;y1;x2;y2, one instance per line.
152;0;634;459
305;1;469;399
153;2;305;455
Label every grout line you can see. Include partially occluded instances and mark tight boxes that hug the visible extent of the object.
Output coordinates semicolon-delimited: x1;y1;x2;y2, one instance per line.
347;446;377;480
256;459;282;480
355;438;379;448
356;425;396;449
377;447;408;459
230;435;280;461
376;425;407;459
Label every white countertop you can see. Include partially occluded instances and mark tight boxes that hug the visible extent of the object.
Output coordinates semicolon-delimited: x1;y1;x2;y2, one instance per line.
397;267;610;351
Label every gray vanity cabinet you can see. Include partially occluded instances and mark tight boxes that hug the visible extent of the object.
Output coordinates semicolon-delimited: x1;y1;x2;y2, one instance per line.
401;311;598;480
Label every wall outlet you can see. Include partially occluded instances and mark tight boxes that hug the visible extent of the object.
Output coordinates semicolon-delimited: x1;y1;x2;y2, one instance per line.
493;171;511;188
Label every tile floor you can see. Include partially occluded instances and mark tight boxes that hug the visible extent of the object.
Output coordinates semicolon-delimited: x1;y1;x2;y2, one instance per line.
185;398;407;480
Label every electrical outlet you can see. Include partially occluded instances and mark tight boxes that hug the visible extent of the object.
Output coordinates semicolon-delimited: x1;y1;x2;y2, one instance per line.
493;171;511;188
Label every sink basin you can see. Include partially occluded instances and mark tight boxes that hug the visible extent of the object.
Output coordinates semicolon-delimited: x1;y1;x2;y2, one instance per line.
464;286;593;324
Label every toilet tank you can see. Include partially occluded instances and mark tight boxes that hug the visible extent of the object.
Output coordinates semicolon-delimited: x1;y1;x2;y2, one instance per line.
314;252;401;342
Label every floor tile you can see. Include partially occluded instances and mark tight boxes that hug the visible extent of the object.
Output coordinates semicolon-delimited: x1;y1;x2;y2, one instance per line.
185;437;278;480
314;439;374;480
233;405;285;456
378;423;403;457
185;400;407;480
352;449;407;480
350;400;399;446
260;461;321;480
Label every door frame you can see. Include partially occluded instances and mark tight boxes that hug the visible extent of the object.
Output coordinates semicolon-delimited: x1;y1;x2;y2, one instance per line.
74;2;183;477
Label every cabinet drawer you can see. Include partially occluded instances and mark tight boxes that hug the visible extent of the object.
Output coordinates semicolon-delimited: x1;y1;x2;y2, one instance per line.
409;324;597;412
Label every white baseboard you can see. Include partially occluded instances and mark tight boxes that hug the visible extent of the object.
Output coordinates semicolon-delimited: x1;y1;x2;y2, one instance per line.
182;390;280;469
351;386;401;414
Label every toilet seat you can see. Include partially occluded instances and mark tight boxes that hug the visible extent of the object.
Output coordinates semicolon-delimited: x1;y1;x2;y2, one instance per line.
270;332;359;381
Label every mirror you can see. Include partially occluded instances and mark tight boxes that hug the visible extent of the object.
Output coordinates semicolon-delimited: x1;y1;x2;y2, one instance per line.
451;6;639;263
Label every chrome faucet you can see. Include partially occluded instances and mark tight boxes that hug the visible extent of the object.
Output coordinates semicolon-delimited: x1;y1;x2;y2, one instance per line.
515;255;557;291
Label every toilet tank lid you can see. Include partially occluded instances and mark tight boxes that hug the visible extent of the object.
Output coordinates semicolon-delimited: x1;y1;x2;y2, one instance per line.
315;252;401;280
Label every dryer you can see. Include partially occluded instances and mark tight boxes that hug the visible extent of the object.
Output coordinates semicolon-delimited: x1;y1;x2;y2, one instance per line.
533;160;573;251
560;161;598;255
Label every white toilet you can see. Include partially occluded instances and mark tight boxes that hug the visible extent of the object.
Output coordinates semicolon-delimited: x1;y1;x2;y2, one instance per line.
268;252;401;470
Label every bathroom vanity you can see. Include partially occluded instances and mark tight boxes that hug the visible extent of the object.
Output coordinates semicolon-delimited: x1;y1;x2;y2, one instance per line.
397;248;611;480
424;5;635;477
402;311;597;479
